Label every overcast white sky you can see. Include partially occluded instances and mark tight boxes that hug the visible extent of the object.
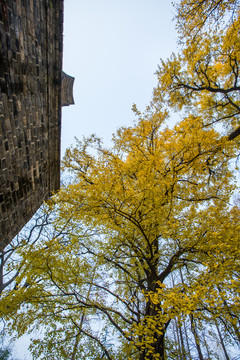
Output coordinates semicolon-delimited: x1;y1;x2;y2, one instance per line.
61;0;178;154
13;1;178;358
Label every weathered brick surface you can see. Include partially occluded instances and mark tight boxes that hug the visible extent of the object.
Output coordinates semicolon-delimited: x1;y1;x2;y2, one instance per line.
0;0;63;249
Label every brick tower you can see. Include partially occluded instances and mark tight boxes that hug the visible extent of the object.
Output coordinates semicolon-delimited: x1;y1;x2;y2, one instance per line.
0;0;73;249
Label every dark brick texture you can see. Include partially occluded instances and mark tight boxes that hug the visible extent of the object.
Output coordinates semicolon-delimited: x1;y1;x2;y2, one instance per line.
0;0;64;249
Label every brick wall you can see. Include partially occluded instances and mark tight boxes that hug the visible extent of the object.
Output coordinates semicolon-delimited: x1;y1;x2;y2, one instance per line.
0;0;63;249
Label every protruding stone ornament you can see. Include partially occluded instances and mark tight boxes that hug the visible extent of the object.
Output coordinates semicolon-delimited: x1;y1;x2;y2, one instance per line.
61;72;75;106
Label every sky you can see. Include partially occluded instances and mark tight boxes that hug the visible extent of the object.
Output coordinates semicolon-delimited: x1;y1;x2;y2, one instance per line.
61;0;178;154
12;1;178;358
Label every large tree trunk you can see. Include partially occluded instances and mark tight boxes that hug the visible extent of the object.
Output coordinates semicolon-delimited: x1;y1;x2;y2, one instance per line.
139;334;165;360
140;284;168;359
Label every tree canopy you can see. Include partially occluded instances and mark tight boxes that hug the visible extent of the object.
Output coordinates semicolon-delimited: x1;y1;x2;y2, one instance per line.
1;111;239;359
174;0;240;39
155;7;240;139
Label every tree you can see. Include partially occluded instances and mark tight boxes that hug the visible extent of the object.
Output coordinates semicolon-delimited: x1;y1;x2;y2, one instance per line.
0;204;55;295
174;0;240;39
1;2;240;359
0;109;238;359
154;14;240;140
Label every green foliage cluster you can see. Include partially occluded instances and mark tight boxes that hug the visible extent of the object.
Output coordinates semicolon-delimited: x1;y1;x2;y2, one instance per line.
0;349;10;360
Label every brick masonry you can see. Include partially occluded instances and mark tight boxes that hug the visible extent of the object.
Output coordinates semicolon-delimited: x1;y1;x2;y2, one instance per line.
0;0;64;249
